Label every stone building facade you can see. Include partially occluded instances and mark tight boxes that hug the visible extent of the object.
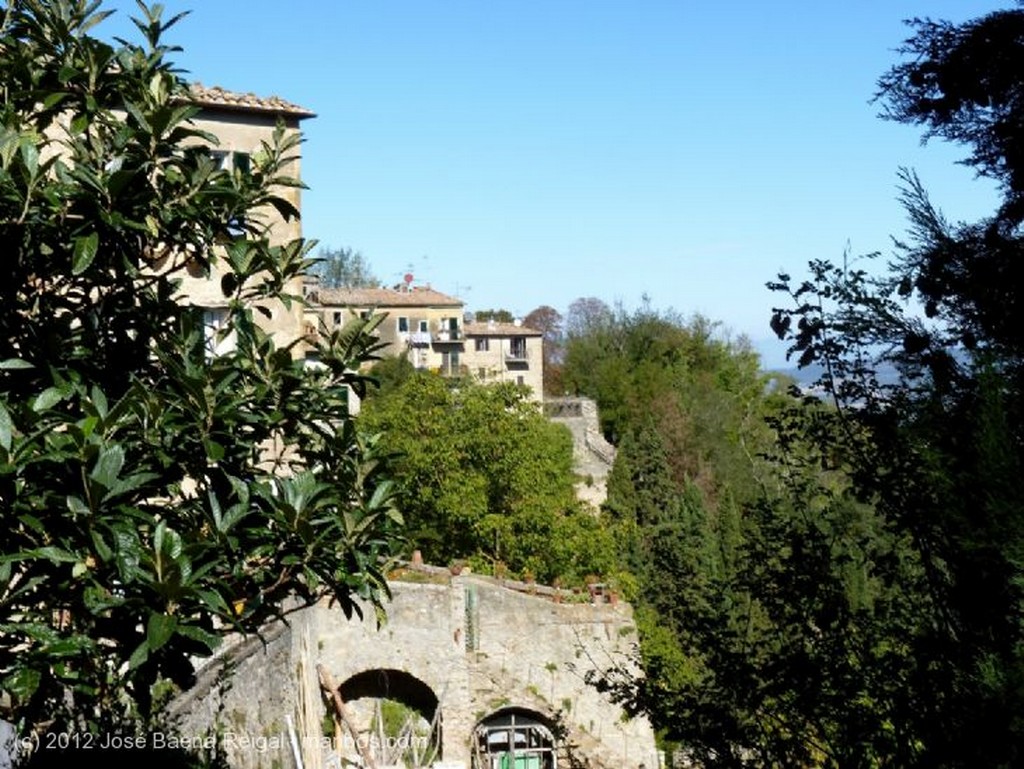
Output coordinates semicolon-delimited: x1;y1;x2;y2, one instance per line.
175;84;315;354
169;572;659;769
304;283;546;401
307;284;467;374
463;321;544;397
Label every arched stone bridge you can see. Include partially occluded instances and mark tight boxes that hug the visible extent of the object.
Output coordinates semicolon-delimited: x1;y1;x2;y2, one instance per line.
170;567;658;769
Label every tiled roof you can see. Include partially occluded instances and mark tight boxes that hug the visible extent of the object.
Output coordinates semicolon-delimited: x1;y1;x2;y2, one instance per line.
317;286;464;308
464;321;542;337
188;83;316;119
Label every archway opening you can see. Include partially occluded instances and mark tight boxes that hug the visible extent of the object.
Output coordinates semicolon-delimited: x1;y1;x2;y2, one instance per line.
328;668;442;768
473;707;558;769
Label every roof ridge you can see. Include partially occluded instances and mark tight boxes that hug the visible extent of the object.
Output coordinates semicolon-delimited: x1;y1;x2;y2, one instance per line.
188;82;316;119
315;285;465;307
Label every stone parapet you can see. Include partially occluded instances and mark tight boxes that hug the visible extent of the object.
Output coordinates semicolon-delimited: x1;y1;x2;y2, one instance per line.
169;573;656;769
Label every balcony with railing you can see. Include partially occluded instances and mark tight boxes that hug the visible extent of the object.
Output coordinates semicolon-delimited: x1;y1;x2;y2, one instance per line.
433;326;463;343
505;340;529;363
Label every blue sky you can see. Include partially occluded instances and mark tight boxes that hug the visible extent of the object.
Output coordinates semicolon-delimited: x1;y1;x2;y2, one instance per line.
100;1;1006;368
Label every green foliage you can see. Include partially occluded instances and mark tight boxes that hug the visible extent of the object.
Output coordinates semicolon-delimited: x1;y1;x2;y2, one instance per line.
359;373;616;584
365;354;417;400
560;36;1022;758
311;245;379;289
604;419;682;586
766;250;1024;765
732;6;1024;765
876;8;1024;224
597;400;934;767
472;308;516;324
565;300;772;506
598;6;1024;759
0;0;400;739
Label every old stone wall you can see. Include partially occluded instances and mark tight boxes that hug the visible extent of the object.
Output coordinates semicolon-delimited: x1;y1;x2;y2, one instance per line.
545;397;617;508
167;573;657;769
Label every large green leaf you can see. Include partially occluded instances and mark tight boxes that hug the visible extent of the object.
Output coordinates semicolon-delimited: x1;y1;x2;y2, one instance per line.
0;547;78;564
72;232;99;275
32;387;66;412
3;668;42;703
89;444;125;489
0;0;400;734
146;612;177;653
114;528;142;582
176;623;222;653
127;640;149;671
0;401;12;452
19;139;39;177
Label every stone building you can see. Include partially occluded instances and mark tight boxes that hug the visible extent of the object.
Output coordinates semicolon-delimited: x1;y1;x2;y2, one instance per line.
463;320;544;397
307;283;467;374
175;84;315;354
305;282;546;400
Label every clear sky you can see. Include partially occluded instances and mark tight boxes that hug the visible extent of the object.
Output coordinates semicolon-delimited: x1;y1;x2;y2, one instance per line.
99;0;1007;368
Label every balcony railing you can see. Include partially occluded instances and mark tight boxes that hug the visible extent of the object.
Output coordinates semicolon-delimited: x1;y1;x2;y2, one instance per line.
433;328;462;342
505;349;529;363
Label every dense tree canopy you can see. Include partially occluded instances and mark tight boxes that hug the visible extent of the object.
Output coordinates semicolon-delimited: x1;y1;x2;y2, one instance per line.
877;6;1024;224
674;5;1024;766
358;371;616;584
310;245;379;289
563;301;767;495
471;308;516;324
0;0;400;744
579;9;1024;766
768;11;1024;758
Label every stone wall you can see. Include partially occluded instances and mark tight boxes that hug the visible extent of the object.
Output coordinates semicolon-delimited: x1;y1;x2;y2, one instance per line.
545;397;617;508
167;573;657;769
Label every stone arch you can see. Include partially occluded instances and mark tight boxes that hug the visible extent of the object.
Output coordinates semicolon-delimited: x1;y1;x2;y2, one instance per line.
338;667;439;722
330;667;443;767
472;706;559;769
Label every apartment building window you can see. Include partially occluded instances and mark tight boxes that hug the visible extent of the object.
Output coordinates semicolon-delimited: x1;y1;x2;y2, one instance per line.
232;152;251;175
440;351;462;376
398;316;409;333
210;151;251;175
509;338;527;359
419;320;428;333
333;311;342;326
201;307;236;357
475;338;489;352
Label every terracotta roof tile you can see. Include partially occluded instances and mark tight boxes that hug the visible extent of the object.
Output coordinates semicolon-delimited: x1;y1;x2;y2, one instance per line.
317;286;464;308
188;83;316;119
